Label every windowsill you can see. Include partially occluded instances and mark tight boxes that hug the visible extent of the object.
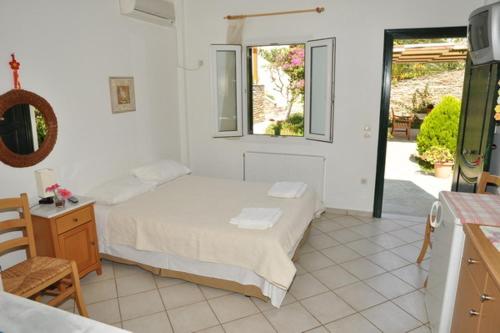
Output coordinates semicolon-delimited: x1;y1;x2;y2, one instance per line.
236;134;310;145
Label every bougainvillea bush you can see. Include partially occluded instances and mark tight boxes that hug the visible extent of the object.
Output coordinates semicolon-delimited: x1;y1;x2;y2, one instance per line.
416;95;461;157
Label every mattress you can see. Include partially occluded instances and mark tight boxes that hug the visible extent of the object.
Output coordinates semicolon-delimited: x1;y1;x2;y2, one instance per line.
94;175;322;307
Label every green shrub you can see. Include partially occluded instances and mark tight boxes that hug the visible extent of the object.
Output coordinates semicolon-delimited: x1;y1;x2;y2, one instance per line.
416;96;461;156
421;146;454;165
265;113;304;136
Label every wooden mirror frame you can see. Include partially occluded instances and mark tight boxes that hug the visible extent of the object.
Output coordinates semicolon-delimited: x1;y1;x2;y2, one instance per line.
0;89;58;167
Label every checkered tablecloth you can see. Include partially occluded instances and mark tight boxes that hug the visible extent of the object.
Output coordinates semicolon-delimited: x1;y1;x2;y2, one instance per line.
441;191;500;226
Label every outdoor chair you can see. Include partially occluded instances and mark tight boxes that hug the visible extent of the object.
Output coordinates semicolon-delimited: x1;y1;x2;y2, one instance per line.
416;171;500;270
391;110;413;140
0;193;88;316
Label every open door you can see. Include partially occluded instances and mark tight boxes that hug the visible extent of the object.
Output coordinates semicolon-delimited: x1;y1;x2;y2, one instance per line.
453;61;498;192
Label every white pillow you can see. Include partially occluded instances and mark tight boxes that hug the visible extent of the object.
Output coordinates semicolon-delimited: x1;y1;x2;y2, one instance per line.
132;159;191;185
86;176;155;205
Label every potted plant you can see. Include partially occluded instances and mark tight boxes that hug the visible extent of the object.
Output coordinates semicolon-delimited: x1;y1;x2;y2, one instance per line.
421;146;455;178
272;120;283;136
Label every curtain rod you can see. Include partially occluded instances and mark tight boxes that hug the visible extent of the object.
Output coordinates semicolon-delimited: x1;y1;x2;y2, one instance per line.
224;7;325;20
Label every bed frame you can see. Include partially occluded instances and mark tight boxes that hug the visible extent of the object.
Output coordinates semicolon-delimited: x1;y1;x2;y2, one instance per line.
100;223;312;301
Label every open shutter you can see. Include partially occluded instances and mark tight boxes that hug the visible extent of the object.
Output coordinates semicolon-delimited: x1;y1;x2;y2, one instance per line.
209;44;243;137
304;38;335;142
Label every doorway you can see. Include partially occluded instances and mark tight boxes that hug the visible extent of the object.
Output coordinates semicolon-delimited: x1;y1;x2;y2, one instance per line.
374;27;467;218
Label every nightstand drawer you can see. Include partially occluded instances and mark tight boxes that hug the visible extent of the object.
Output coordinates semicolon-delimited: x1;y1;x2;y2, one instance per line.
56;206;92;234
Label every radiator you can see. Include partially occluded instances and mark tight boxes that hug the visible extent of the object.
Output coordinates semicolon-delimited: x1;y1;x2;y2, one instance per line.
243;151;326;201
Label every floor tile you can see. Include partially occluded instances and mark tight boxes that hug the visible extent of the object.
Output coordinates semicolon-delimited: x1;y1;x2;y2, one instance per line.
290;273;328;299
345;239;385;256
328;229;365;243
368;233;406;249
308;234;340;250
154;275;185;288
295;262;307;275
116;270;156;297
81;278;117;304
372;220;404;233
113;262;146;278
263;302;320;333
196;326;225;333
200;285;233;299
392;264;428;289
309;226;324;236
252;292;295;312
365;273;415;299
312;265;358;290
330;215;364;227
222;313;276;333
122;311;173;333
298;251;334;271
298;243;316;255
340;258;386;279
119;289;164;320
393;290;428;323
361;301;421;333
408;325;431;333
86;298;121;325
81;260;114;285
159;282;205;309
389;228;423;243
391;244;422;262
366;251;410;271
305;326;329;332
208;293;259;323
314;220;345;233
301;291;355;324
350;224;385;237
320;245;361;264
333;281;386;311
168;301;219;333
325;313;381;333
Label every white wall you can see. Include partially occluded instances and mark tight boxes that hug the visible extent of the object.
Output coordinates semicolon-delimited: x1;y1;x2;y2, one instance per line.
179;0;484;212
0;0;180;268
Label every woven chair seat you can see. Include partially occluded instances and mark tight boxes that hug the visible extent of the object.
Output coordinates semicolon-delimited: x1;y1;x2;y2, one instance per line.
2;256;71;296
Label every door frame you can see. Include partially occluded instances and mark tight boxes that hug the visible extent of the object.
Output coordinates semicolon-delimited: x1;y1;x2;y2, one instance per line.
373;26;468;218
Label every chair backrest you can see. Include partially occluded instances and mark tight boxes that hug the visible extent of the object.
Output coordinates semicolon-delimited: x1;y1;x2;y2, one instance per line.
476;172;500;194
0;193;37;258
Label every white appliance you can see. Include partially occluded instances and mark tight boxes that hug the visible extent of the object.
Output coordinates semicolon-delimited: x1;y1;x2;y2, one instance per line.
425;193;466;333
119;0;175;26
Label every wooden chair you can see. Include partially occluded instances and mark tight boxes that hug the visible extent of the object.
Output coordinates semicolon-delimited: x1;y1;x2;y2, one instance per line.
0;193;88;316
416;171;500;265
391;110;413;140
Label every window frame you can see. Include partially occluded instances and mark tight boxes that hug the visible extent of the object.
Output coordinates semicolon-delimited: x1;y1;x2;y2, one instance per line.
209;44;243;138
304;37;336;143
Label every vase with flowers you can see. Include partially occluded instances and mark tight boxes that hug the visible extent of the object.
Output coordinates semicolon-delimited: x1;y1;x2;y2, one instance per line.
45;183;73;208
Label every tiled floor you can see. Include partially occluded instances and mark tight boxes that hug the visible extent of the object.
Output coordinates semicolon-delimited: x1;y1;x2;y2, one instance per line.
59;212;431;333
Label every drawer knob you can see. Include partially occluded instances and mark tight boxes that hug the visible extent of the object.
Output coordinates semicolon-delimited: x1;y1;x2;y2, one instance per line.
468;309;480;317
90;241;95;246
467;258;479;264
73;218;79;222
480;294;493;302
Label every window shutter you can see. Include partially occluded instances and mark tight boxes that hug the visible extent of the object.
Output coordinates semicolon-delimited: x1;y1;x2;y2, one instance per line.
304;38;335;142
209;44;243;137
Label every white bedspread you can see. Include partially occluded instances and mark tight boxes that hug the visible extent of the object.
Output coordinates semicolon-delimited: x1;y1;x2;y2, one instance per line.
104;175;319;289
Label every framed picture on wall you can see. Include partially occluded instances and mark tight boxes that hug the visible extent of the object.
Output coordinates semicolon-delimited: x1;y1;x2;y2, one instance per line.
109;77;136;113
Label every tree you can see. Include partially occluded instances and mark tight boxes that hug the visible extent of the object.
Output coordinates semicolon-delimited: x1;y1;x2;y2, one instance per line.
260;45;305;119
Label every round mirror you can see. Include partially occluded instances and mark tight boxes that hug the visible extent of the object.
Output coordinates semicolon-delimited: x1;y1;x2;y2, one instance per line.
0;89;57;167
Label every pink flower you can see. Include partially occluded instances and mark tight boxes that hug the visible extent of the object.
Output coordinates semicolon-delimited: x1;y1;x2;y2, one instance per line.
45;183;60;192
57;188;72;200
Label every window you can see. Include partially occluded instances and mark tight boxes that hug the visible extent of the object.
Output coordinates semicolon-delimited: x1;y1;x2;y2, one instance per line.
209;45;243;137
209;38;335;142
248;44;305;137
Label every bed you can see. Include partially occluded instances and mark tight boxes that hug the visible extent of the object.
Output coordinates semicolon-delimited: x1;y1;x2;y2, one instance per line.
93;174;322;307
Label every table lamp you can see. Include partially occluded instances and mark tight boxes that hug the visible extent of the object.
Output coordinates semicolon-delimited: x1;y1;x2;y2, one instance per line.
35;168;56;204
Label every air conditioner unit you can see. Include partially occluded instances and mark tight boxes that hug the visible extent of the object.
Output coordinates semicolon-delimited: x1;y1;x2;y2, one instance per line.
119;0;175;26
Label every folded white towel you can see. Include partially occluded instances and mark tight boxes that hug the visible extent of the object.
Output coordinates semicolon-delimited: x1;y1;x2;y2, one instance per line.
230;208;282;230
268;182;308;198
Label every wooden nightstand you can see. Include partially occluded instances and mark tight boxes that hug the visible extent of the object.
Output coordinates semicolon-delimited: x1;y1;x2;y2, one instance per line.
30;196;102;278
